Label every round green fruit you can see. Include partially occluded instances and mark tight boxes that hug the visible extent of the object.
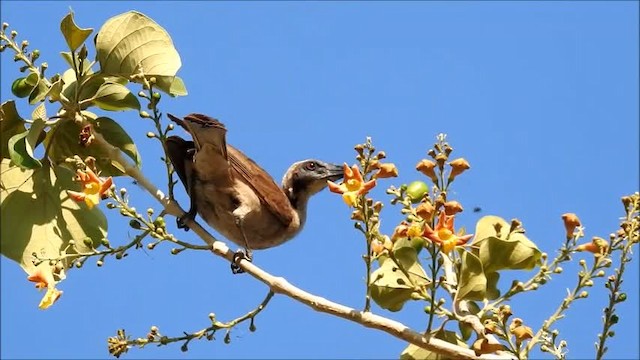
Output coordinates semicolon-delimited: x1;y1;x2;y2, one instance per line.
11;77;35;98
406;181;429;203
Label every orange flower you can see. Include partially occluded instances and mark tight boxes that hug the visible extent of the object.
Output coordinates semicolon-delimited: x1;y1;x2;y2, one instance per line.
561;213;581;239
67;168;113;209
27;267;63;309
577;237;609;256
416;159;437;181
391;212;472;253
448;158;470;179
423;212;473;253
373;163;399;179
327;163;376;207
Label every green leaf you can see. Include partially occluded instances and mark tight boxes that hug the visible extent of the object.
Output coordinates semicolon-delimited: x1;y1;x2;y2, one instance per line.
473;215;510;242
28;79;49;105
369;239;428;312
400;330;468;360
93;116;141;167
471;215;542;273
476;235;542;273
45;79;66;103
457;249;487;301
92;82;140;111
95;11;181;78
45;114;140;176
61;71;126;108
31;103;47;121
0;159;107;275
8;131;42;169
1;101;26;159
60;11;93;52
154;76;188;97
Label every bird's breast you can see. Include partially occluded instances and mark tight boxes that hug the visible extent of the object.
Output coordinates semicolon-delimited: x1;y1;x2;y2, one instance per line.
194;179;302;250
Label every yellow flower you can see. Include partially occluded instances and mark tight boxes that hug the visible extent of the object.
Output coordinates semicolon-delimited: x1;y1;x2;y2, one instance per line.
67;168;113;209
27;267;63;310
327;163;376;207
423;212;473;253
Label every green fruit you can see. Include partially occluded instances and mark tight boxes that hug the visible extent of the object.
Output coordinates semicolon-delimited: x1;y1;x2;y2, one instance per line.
11;77;35;98
406;181;429;203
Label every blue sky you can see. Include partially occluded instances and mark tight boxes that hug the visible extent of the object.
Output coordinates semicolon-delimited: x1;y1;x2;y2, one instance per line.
1;1;638;359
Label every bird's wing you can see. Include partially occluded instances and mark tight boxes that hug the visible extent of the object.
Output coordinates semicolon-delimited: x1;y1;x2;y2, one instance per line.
167;113;294;227
165;136;195;195
227;146;295;227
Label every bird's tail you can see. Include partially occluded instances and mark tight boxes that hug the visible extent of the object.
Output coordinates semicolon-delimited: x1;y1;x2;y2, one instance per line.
167;113;228;159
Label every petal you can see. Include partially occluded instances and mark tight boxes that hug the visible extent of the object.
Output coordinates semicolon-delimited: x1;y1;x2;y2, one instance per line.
327;181;346;194
84;193;100;209
85;168;101;184
350;165;364;183
67;190;86;203
456;233;474;245
99;176;113;196
39;287;63;310
357;179;377;195
434;211;447;231
342;192;358;207
342;163;353;179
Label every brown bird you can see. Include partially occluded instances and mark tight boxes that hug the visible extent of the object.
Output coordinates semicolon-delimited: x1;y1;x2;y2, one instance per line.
165;113;344;272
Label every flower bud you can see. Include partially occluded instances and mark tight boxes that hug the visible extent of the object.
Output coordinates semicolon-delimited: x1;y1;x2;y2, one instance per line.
416;201;435;220
416;159;437;181
443;200;464;215
374;163;398;179
561;213;581;239
448;158;470;180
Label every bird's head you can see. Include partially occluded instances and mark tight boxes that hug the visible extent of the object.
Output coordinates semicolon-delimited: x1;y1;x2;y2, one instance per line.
282;160;344;208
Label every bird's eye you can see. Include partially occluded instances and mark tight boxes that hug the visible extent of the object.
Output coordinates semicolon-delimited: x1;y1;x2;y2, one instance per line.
305;162;317;171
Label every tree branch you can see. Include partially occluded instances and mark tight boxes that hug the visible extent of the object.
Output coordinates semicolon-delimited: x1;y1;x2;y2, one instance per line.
93;133;514;360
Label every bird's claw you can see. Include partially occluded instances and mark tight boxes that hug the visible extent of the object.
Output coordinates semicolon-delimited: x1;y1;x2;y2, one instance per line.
231;249;253;274
176;216;191;231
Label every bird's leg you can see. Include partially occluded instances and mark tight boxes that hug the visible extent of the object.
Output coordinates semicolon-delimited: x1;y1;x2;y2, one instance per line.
231;206;253;274
177;148;197;231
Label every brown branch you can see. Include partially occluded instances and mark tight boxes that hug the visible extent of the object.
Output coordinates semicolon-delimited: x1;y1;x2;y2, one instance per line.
93;133;514;360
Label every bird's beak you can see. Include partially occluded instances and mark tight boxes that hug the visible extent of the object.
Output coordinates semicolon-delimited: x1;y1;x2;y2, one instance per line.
324;163;344;182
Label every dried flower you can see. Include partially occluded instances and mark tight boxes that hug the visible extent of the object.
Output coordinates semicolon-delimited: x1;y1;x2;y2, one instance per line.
509;318;534;343
328;163;376;207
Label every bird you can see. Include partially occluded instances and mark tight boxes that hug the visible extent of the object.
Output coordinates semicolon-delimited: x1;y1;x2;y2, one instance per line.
165;113;344;273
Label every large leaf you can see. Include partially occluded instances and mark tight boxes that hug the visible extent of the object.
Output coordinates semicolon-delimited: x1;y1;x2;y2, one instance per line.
60;12;93;52
0;159;107;275
91;82;140;111
472;216;542;273
61;70;126;109
0;101;26;159
400;329;468;360
457;249;487;301
154;75;188;97
370;239;428;312
45;114;140;176
95;11;181;78
8;130;42;169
